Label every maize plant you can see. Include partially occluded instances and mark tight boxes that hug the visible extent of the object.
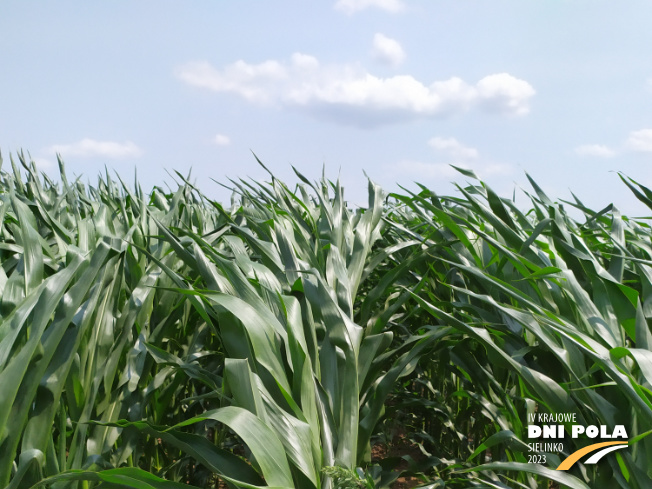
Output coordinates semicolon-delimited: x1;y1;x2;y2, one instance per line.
1;152;651;489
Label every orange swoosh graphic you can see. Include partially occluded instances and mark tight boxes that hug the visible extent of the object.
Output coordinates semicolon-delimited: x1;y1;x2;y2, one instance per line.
556;441;628;470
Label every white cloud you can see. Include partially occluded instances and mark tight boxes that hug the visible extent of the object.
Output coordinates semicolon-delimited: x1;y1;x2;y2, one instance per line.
626;129;652;153
213;134;231;146
394;160;511;179
48;138;142;158
291;52;320;70
33;158;54;170
334;0;404;14
476;73;536;116
574;144;615;158
372;33;405;67
394;160;462;179
479;163;513;176
176;54;536;126
176;59;287;104
428;137;478;160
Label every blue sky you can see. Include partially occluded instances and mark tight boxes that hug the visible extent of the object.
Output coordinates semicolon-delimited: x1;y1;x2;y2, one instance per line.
2;1;652;214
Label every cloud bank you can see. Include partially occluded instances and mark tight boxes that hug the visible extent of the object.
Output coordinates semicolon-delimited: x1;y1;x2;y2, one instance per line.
334;0;404;14
48;139;142;158
388;136;510;183
574;144;615;158
428;137;478;160
176;53;535;126
393;160;511;180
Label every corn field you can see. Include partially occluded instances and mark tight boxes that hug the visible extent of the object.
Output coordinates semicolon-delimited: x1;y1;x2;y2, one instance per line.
1;152;652;488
